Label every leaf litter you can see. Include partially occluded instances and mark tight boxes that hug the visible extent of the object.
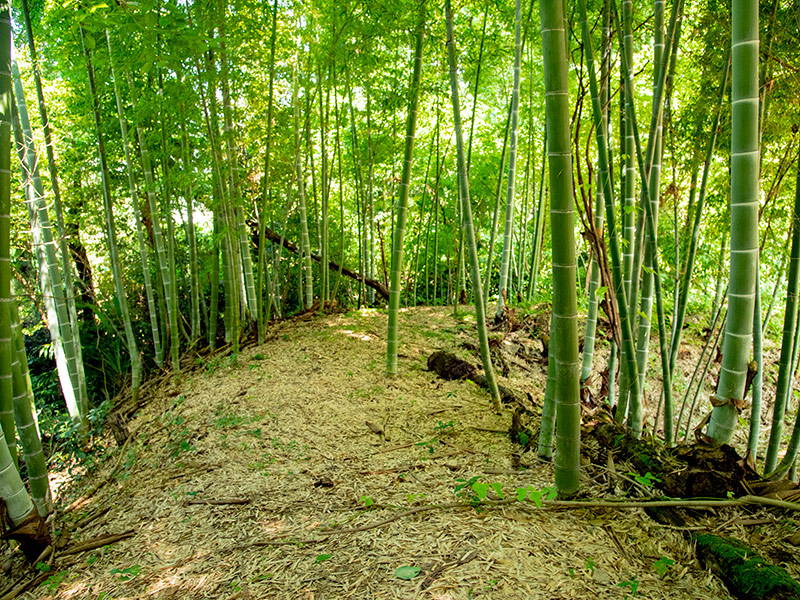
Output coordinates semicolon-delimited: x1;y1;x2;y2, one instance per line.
12;306;796;599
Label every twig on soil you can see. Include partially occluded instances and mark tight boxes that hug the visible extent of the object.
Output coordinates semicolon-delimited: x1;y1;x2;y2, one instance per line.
59;530;136;556
72;506;111;531
374;442;415;454
65;434;135;513
420;550;479;590
186;498;251;506
0;573;50;600
225;494;800;553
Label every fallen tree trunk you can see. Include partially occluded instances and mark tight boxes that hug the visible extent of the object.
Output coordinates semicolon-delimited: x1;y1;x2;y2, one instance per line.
694;534;800;600
263;226;389;301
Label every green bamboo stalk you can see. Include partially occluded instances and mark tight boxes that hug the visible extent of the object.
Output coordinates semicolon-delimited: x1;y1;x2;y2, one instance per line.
128;78;176;365
293;52;313;309
156;67;181;378
538;317;556;459
218;2;258;323
10;301;51;516
386;1;425;376
20;0;88;418
10;65;86;431
527;133;547;301
581;0;611;384
0;0;15;465
81;26;141;402
258;0;279;335
584;0;641;434
108;36;165;366
765;144;800;472
707;0;760;443
317;64;330;305
632;0;666;422
668;54;730;377
496;0;523;317
710;230;729;329
542;0;580;494
682;310;727;442
748;276;763;460
762;248;788;333
445;0;501;412
483;102;511;308
613;0;682;439
175;66;201;345
120;74;163;365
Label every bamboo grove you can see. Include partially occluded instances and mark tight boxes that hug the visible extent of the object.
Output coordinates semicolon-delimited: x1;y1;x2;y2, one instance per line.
1;0;800;541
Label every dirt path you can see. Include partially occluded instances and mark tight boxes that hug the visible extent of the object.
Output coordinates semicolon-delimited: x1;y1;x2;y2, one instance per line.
25;307;735;599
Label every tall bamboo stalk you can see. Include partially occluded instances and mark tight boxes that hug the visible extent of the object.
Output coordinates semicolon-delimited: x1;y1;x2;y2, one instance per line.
81;25;141;402
542;0;580;494
386;1;425;376
496;0;523;317
445;0;501;412
707;0;760;443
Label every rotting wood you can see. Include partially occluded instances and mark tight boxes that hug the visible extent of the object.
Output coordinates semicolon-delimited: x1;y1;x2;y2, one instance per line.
694;533;800;600
263;225;389;300
427;350;525;404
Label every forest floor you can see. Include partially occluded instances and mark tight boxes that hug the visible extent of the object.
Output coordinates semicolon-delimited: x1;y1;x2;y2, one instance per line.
8;306;800;599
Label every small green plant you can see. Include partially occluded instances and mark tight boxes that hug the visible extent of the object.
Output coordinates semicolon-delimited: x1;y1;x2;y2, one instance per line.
628;471;661;487
110;564;141;581
40;571;67;591
415;437;439;454
618;578;639;598
406;492;426;504
584;558;596;574
315;554;332;564
433;420;454;434
654;556;675;577
359;495;375;508
454;476;482;500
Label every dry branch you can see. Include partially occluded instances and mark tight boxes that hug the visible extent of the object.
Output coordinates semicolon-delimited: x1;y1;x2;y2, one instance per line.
263;225;390;300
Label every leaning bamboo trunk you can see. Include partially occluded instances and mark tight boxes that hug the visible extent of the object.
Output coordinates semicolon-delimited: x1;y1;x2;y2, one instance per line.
11;53;87;431
445;0;501;412
20;0;88;418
